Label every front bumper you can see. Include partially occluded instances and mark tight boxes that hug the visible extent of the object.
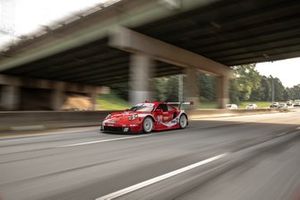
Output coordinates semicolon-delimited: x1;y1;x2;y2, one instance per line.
100;124;142;133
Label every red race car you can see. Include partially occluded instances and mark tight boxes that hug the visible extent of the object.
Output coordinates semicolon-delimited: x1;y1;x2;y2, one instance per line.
101;101;192;133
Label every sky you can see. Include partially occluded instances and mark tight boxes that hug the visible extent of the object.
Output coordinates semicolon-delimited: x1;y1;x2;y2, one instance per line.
0;0;114;46
0;0;299;88
256;57;300;88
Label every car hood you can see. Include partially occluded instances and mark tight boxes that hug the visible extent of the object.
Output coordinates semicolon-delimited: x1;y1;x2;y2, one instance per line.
110;111;135;118
108;111;150;120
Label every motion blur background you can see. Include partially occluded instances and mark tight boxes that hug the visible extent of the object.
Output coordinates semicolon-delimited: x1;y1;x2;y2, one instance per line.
1;1;300;200
0;0;299;111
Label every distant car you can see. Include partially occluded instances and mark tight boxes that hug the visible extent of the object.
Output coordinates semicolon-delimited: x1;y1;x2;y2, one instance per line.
101;101;192;133
286;100;293;106
269;102;279;109
226;104;238;110
294;100;300;107
246;103;257;110
278;103;288;109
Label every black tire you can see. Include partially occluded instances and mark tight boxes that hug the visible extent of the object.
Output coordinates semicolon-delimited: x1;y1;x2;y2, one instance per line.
143;117;154;133
179;114;188;129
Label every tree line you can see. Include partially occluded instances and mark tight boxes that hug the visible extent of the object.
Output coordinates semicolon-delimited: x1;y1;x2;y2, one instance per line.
110;64;300;104
229;64;299;104
152;64;300;104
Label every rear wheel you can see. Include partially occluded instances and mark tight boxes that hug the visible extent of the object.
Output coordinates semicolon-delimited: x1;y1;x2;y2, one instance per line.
179;114;188;129
143;117;153;133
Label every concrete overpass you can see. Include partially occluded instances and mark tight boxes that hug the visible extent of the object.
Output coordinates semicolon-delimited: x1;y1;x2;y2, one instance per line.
0;0;299;110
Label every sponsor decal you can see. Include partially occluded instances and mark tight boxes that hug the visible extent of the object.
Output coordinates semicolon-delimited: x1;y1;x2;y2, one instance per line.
157;111;184;127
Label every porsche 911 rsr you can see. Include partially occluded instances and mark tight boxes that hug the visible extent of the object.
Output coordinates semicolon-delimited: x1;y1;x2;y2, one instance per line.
100;101;191;133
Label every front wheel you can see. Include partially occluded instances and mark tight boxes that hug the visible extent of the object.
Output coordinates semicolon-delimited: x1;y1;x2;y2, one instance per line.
143;117;153;133
179;114;188;129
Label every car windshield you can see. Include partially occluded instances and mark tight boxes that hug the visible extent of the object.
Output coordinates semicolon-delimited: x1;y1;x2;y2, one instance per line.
129;103;154;112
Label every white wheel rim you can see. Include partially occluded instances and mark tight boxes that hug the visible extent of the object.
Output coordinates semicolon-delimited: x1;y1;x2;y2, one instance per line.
144;118;153;132
180;115;187;128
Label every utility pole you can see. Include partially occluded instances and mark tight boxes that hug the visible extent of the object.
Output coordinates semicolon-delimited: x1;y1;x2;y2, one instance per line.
178;74;183;102
271;76;275;102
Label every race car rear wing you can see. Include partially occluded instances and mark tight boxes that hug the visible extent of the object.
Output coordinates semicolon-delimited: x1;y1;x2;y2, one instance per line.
165;101;193;109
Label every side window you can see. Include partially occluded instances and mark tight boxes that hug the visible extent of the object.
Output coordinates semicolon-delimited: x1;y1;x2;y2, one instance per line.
167;105;175;111
157;104;168;112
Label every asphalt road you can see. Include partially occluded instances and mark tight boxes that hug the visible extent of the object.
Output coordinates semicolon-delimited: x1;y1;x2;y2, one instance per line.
0;110;300;200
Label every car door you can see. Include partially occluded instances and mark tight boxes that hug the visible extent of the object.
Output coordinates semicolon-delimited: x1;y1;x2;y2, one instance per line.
167;104;177;119
163;104;173;122
156;104;172;123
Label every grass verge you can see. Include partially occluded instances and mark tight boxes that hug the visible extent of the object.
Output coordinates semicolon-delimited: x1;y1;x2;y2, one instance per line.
97;93;129;110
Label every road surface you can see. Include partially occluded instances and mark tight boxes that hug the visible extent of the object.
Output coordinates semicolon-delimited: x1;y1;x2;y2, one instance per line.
0;110;300;200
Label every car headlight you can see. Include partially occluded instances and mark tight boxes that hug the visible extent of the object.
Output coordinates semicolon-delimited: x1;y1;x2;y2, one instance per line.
105;114;111;120
128;114;138;121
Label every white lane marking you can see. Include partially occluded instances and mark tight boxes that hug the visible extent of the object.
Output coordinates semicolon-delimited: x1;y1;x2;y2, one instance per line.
60;135;149;147
95;153;227;200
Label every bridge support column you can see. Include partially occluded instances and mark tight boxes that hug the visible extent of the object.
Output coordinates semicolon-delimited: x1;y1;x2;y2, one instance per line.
184;67;199;109
129;53;154;105
216;75;230;109
0;85;20;110
52;83;65;110
90;90;98;111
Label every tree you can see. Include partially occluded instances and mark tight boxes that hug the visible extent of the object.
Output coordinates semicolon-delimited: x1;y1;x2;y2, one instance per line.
110;82;129;100
198;73;216;101
255;76;271;101
272;77;285;101
153;76;179;101
229;79;240;104
108;64;297;105
230;64;261;102
286;84;300;100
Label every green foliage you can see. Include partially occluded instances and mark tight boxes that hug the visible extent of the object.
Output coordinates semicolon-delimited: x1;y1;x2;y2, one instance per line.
198;102;218;109
109;82;129;101
239;101;271;108
286;84;300;100
272;77;286;101
153;76;179;101
229;79;240;104
198;73;216;101
231;64;261;101
103;64;299;108
153;73;217;103
229;65;296;103
258;76;272;101
97;93;129;110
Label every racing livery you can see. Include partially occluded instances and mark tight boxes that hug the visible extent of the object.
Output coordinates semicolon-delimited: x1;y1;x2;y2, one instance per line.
100;101;192;133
